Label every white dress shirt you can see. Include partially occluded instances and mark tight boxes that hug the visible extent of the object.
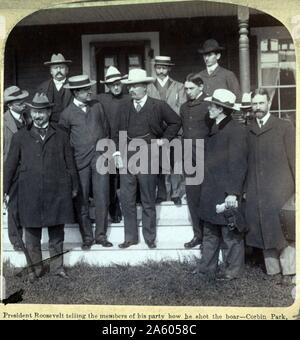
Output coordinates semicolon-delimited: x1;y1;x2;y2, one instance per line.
134;95;148;110
10;109;23;124
256;112;271;128
207;63;219;75
53;78;66;91
73;98;87;113
157;76;170;88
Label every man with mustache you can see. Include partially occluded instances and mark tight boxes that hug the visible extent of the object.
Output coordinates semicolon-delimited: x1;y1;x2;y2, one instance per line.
148;56;186;206
38;53;73;123
245;89;295;285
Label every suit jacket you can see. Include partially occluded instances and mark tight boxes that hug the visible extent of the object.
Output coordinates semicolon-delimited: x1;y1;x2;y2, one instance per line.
197;66;241;101
4;124;78;228
38;79;73;123
3;110;19;163
245;116;295;250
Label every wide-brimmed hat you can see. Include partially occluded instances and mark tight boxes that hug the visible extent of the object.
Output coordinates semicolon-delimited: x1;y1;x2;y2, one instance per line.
64;75;97;89
26;93;54;109
198;39;225;54
153;56;175;66
44;53;72;66
100;66;127;84
4;86;29;104
204;89;239;111
239;92;252;109
121;69;155;85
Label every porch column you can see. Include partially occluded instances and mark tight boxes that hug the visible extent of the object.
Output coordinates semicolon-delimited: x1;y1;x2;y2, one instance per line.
238;6;251;94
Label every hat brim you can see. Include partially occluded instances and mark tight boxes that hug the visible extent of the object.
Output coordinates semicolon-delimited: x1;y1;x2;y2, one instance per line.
121;77;155;85
4;91;29;104
44;60;72;65
100;75;128;84
64;80;97;89
153;61;175;66
25;103;55;109
204;97;240;111
198;47;225;54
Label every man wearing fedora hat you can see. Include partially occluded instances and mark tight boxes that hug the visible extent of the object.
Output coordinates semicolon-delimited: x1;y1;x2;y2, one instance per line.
148;56;186;206
4;93;78;281
3;86;30;251
113;69;181;249
98;66;130;224
60;75;112;250
197;39;241;101
38;53;73;123
195;89;248;281
239;92;255;125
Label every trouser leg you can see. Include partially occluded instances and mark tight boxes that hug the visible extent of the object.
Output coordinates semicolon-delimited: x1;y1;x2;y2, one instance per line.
25;228;43;277
7;181;23;247
109;173;122;219
48;225;64;274
198;222;222;275
157;174;167;201
280;243;296;276
138;174;157;244
120;173;139;243
75;165;93;243
221;227;245;278
263;249;281;275
185;183;203;240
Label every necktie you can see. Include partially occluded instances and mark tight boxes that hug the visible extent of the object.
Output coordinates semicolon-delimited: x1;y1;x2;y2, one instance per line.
260;119;264;128
36;127;48;139
136;102;142;112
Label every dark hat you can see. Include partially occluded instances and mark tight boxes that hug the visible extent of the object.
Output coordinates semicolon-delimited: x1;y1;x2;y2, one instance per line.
64;75;96;89
26;93;54;109
44;53;72;66
4;86;29;104
153;56;175;66
198;39;225;54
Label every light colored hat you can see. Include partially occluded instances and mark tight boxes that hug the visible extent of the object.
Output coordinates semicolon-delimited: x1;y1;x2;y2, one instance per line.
26;93;54;109
100;66;127;84
64;75;96;89
239;92;252;109
153;56;175;66
204;89;240;111
44;53;72;66
121;69;155;85
4;86;29;104
198;39;225;54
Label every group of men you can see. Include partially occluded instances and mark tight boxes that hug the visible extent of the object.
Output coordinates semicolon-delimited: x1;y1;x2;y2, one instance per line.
3;39;295;285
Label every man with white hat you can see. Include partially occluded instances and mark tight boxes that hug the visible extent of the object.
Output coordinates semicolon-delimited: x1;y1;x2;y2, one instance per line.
197;39;241;100
38;53;73;123
113;69;181;249
195;89;248;281
98;66;129;224
239;92;254;125
3;85;29;251
148;56;186;206
59;75;112;250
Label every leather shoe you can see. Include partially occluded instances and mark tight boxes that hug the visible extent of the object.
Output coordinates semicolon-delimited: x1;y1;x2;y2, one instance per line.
56;271;69;279
156;198;166;204
13;244;23;252
146;242;157;249
96;239;113;247
172;197;182;206
111;216;122;224
81;242;93;251
216;274;236;282
118;241;138;249
184;237;202;249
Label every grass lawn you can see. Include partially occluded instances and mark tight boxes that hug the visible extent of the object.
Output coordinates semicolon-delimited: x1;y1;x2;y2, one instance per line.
3;260;295;307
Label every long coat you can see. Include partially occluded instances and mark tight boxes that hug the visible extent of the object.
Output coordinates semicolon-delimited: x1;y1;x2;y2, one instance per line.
3;110;19;163
245;116;295;250
4;125;79;229
147;78;186;115
199;116;248;226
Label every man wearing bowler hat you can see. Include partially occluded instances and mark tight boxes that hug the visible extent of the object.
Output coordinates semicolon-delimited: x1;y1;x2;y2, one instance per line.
3;86;30;251
39;53;73;123
4;93;78;281
148;56;186;206
197;39;241;100
60;75;112;250
98;66;130;223
113;69;181;249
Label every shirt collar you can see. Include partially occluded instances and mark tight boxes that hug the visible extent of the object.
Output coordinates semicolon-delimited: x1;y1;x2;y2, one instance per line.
53;78;66;90
256;112;271;127
207;63;219;75
10;110;23;123
74;98;86;108
134;95;148;109
195;92;203;101
157;76;169;87
33;122;49;129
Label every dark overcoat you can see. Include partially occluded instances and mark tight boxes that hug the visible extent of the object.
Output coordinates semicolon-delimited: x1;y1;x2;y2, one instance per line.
199;116;248;226
4;125;79;228
245;116;295;250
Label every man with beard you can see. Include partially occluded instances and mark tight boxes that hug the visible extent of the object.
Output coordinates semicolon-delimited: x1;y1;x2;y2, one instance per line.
245;89;295;285
98;66;129;223
4;93;78;282
3;86;30;251
38;53;73;123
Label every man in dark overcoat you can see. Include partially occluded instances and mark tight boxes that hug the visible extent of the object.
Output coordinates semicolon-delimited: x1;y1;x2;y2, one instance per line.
180;73;211;249
245;89;295;284
38;53;73;123
196;89;248;281
197;40;241;100
60;75;112;250
4;93;78;281
98;66;129;223
113;69;182;249
3;86;29;251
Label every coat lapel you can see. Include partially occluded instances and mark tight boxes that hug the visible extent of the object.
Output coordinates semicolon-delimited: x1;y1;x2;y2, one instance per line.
249;115;275;136
165;79;175;100
4;110;18;134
